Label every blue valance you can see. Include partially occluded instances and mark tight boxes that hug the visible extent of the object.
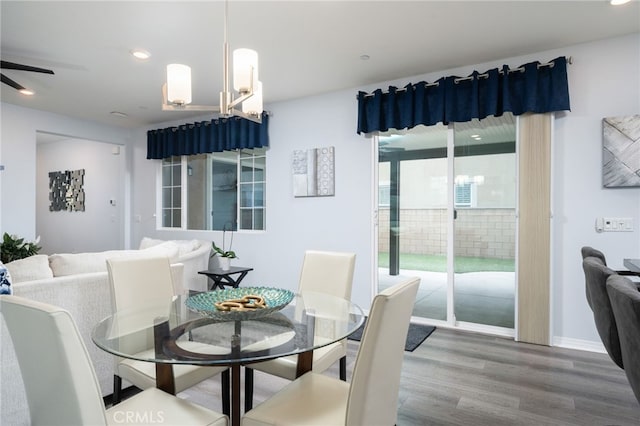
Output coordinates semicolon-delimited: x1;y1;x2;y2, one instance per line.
147;113;269;159
357;56;570;134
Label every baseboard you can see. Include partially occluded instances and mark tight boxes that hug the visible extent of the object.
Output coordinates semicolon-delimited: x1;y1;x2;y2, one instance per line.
552;336;606;353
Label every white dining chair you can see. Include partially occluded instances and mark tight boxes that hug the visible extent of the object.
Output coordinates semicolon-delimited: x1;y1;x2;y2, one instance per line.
244;250;356;411
0;295;228;426
106;256;229;411
241;276;420;426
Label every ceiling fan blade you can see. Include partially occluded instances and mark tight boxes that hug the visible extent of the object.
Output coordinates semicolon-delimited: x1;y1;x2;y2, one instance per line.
1;60;54;75
1;73;26;91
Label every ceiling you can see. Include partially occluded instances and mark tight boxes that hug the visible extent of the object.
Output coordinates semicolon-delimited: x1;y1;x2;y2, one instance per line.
1;1;638;129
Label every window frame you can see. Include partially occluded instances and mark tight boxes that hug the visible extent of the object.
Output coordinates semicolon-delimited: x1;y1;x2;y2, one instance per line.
156;149;266;232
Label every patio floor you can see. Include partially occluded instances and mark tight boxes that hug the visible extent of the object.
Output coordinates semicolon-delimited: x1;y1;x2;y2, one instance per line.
379;269;515;328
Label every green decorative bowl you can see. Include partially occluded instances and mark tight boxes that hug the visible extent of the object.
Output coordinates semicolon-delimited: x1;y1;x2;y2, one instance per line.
185;287;295;321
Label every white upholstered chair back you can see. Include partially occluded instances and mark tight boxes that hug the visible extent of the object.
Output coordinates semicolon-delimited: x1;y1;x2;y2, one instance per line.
106;257;177;357
298;250;356;299
240;277;420;426
107;256;176;312
242;250;357;411
1;295;229;426
1;295;108;425
105;256;227;408
346;277;420;425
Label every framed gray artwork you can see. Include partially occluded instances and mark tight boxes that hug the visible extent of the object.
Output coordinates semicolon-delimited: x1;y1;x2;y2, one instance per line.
603;114;640;188
49;169;86;211
292;146;335;197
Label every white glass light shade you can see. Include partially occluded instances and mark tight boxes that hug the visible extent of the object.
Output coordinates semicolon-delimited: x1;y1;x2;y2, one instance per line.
242;80;263;115
233;48;258;93
166;64;192;105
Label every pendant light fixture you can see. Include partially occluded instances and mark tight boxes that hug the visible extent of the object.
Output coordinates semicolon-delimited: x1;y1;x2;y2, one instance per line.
162;0;263;123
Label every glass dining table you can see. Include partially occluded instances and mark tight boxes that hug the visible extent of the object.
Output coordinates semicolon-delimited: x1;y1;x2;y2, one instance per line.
623;258;640;273
92;289;364;426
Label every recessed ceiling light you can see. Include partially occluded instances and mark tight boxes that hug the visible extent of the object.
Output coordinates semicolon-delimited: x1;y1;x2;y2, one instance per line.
19;89;34;96
360;54;370;61
110;111;128;118
610;0;631;4
130;49;151;60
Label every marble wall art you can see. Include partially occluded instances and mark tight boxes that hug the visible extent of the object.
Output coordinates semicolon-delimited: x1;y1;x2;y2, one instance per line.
49;169;86;211
292;146;335;197
603;115;640;188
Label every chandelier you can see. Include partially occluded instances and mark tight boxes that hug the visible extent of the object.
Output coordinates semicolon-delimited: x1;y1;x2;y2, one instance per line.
161;1;263;123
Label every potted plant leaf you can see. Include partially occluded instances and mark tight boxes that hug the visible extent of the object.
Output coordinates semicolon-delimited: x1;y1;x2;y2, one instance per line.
211;227;237;271
0;233;42;264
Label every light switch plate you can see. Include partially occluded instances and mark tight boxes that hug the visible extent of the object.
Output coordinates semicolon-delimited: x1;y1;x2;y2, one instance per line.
597;217;634;232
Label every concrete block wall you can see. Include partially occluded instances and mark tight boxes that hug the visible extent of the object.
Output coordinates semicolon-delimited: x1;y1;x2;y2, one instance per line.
378;208;516;259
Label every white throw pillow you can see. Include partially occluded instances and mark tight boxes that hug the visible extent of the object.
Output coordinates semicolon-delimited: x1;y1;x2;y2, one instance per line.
139;237;164;250
173;239;201;257
4;255;54;283
139;238;201;257
138;242;180;262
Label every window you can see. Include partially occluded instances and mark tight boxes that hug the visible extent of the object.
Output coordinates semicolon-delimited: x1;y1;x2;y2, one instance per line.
161;156;182;227
239;150;266;230
378;182;390;207
454;182;473;207
159;149;266;231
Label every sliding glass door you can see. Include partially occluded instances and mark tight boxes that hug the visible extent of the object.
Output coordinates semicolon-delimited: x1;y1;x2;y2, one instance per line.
452;118;516;329
377;114;516;331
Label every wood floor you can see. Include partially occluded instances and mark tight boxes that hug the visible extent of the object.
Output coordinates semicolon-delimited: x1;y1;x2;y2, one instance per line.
177;327;640;425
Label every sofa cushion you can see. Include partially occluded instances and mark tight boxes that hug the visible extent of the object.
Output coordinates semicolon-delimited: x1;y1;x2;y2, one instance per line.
139;238;202;257
50;250;130;276
138;241;182;260
4;255;53;283
139;237;164;250
50;245;180;277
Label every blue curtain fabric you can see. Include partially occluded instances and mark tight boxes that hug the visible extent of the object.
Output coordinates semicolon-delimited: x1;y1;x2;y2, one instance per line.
147;113;269;159
357;56;570;134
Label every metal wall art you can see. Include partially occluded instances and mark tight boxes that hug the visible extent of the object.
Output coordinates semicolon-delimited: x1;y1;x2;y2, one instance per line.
292;146;335;197
49;169;86;211
603;115;640;188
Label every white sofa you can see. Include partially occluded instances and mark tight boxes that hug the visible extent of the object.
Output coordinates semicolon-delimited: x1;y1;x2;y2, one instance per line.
0;239;211;425
137;238;212;292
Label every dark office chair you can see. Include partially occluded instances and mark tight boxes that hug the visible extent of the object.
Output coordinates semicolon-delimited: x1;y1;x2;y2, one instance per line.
581;246;640;277
581;246;607;264
606;275;640;404
582;256;624;369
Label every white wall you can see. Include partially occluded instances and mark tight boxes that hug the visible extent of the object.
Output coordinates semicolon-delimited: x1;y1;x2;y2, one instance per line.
0;104;132;243
551;34;640;345
2;33;639;347
36;138;125;254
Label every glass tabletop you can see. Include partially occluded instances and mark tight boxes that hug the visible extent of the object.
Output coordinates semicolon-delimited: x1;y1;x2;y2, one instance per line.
92;290;364;366
623;258;640;273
